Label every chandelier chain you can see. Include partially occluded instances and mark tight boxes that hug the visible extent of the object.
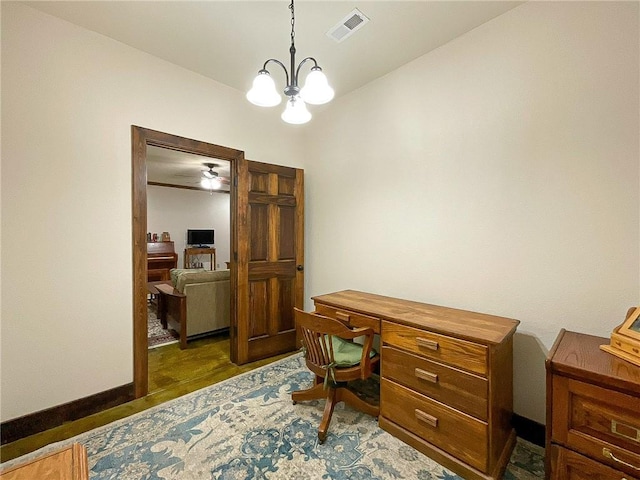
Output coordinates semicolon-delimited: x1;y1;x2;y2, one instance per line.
289;0;295;44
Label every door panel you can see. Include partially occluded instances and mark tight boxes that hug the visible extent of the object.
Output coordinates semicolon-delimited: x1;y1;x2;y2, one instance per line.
234;159;304;364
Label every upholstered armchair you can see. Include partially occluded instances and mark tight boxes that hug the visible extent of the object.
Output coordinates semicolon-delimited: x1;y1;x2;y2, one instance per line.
156;269;230;349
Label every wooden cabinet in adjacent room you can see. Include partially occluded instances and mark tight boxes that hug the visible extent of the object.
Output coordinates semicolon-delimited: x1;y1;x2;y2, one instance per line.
147;241;177;282
546;330;640;480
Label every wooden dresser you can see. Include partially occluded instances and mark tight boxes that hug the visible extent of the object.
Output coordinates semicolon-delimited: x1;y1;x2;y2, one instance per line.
546;330;640;480
312;290;520;480
0;443;88;480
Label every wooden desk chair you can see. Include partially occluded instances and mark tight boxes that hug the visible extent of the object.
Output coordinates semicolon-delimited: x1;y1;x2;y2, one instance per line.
292;308;380;443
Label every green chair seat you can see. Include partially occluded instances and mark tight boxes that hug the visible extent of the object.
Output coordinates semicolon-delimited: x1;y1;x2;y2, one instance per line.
324;335;377;367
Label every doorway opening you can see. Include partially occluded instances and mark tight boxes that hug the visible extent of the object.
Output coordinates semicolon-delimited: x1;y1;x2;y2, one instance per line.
132;126;244;398
146;147;232;393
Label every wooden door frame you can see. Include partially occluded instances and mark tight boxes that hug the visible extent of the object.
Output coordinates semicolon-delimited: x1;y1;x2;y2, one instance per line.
131;126;244;398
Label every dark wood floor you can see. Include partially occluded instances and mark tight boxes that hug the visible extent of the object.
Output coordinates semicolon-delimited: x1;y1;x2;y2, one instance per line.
0;332;293;463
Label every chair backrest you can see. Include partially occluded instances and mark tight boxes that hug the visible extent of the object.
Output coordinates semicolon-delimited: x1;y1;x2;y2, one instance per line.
294;308;376;379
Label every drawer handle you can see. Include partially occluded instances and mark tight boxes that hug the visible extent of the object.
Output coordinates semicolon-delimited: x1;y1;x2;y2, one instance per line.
603;448;640;471
335;311;351;323
416;337;439;351
415;409;438;428
415;368;439;383
612;420;640;443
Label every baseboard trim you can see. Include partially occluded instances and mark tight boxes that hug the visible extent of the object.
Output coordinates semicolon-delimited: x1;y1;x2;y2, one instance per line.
513;413;545;447
1;383;134;445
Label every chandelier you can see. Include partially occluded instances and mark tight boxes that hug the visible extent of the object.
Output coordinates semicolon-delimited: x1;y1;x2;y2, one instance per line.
246;0;334;124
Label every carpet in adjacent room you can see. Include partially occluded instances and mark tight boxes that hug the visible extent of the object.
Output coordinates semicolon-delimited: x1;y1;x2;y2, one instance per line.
148;304;179;349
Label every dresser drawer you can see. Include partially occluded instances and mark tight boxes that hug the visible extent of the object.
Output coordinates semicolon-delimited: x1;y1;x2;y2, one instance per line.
314;304;380;334
552;376;640;476
549;444;635;480
382;345;488;420
382;320;487;375
381;377;488;471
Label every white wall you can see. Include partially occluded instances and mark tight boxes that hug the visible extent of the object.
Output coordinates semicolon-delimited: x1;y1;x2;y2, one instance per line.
302;1;639;423
2;0;638;428
147;186;230;270
0;3;305;422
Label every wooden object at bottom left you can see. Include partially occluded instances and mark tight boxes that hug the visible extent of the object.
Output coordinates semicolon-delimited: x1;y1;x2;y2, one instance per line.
0;443;88;480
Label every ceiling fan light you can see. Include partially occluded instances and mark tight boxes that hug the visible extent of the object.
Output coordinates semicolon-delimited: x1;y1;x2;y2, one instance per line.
246;70;282;107
201;177;222;190
281;96;311;124
300;67;334;105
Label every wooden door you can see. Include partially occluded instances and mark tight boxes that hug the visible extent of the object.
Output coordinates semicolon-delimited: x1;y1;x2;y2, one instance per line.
232;159;304;364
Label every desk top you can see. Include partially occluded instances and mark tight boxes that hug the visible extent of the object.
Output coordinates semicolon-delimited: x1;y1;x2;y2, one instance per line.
312;290;519;346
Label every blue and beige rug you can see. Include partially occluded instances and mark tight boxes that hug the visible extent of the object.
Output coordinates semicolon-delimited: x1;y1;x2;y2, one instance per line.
3;354;544;479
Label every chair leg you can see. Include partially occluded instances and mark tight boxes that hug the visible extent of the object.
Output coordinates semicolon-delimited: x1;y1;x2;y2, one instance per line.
337;387;380;418
291;382;325;404
318;386;337;443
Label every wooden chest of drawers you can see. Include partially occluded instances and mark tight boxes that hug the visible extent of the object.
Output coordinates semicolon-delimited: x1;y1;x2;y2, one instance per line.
0;443;88;480
313;290;519;480
546;330;640;480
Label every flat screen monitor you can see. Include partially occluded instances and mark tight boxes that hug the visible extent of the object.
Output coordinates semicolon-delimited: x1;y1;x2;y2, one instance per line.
187;229;214;246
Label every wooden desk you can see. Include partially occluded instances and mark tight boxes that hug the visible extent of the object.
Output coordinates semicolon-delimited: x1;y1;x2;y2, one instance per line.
312;290;520;480
546;330;640;480
0;443;88;480
184;247;216;270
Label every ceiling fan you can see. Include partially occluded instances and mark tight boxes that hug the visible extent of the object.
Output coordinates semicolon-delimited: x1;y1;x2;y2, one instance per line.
200;163;223;190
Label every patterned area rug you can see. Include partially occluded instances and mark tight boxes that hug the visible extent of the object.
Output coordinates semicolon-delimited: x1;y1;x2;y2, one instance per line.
1;354;545;479
148;304;178;348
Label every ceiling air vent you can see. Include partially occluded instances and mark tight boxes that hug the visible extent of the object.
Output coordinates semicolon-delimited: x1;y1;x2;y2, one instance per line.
326;8;369;43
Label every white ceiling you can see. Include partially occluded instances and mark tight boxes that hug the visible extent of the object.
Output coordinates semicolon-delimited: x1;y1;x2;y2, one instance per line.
24;1;522;101
23;1;522;188
147;146;232;192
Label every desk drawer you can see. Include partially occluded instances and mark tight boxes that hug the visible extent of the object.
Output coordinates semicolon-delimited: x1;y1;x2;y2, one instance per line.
549;444;633;480
382;320;487;375
381;378;487;472
314;304;380;334
552;376;640;477
382;345;488;420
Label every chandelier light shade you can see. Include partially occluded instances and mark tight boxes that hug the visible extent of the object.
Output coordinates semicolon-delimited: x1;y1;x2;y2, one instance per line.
281;96;312;124
246;71;282;107
246;0;334;124
300;67;334;105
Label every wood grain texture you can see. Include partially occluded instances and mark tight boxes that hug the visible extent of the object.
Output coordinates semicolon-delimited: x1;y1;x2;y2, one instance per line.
548;330;640;396
549;444;633;480
381;379;488;471
382;320;488;375
312;290;519;345
315;290;517;480
236;160;303;364
547;330;640;480
381;346;488;420
0;443;88;480
315;304;381;334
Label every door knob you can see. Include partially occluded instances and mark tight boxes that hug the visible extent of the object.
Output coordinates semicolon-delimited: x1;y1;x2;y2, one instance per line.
296;265;304;272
